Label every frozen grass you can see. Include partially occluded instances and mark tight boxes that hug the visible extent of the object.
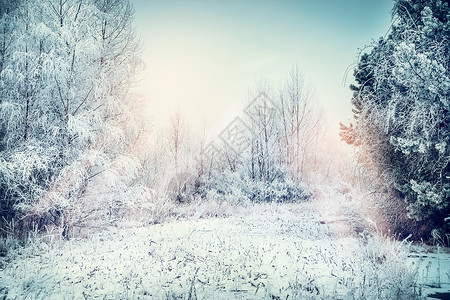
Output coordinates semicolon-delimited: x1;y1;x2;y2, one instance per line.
0;201;424;300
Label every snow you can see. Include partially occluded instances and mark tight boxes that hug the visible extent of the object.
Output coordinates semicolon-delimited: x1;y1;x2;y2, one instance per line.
407;247;450;299
2;201;443;299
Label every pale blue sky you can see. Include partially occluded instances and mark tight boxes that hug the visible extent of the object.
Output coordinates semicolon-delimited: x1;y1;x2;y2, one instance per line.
132;0;393;133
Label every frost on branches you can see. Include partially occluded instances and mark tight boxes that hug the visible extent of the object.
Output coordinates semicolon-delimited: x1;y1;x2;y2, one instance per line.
341;0;450;238
0;0;149;237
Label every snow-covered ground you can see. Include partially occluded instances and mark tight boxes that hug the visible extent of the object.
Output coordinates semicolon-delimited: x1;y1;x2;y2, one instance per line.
408;248;450;299
0;201;448;299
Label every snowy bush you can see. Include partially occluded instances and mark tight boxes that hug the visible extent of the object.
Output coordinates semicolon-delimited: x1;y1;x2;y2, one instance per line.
197;169;252;204
197;167;311;204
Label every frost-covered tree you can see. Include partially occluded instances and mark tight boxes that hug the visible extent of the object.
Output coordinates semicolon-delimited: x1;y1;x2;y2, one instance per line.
246;83;281;184
279;68;320;180
341;0;450;237
0;0;146;237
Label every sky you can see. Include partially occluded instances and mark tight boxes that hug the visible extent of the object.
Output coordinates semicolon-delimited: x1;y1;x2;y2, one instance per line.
132;0;394;135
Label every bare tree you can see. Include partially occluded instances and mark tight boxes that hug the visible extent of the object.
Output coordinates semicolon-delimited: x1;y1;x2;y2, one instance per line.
279;67;317;179
169;111;184;173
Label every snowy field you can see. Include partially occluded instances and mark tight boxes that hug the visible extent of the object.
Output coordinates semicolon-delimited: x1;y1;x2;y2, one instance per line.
0;201;449;300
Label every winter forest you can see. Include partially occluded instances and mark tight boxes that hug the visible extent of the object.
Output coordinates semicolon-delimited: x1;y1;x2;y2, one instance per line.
0;0;449;299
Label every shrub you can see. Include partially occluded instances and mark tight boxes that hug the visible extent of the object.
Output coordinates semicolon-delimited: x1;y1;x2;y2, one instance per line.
197;168;311;204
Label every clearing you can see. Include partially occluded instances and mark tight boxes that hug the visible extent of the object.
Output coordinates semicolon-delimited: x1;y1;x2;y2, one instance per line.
0;198;449;299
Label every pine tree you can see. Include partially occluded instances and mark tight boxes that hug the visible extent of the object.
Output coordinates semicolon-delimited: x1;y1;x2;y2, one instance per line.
342;0;450;238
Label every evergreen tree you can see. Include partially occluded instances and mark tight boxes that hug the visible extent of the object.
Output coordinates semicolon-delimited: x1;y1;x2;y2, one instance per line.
341;0;450;238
